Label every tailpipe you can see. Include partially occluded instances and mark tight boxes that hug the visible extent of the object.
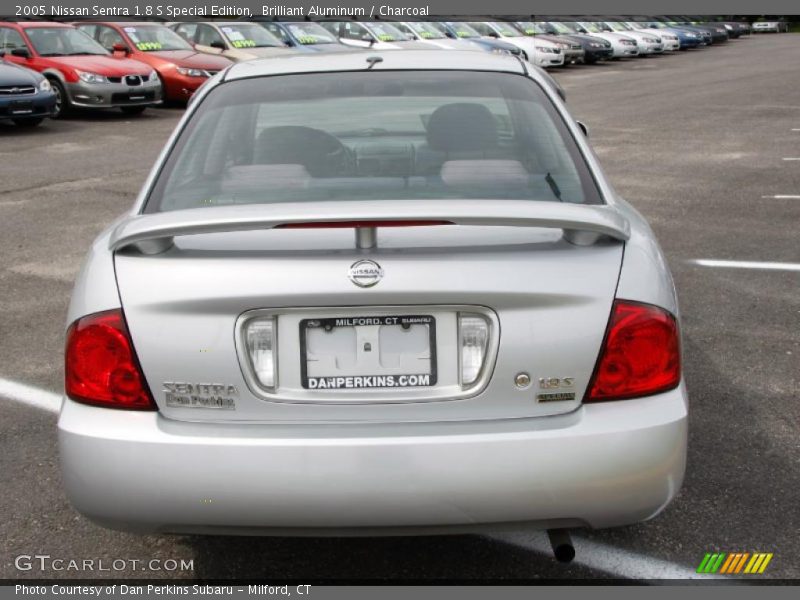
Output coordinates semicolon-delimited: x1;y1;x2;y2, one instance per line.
547;528;575;563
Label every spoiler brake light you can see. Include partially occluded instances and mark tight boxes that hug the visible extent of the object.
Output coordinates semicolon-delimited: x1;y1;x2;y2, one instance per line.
276;220;453;229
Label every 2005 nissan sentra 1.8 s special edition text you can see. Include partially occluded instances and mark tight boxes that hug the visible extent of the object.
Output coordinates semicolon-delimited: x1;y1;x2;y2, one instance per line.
59;50;687;553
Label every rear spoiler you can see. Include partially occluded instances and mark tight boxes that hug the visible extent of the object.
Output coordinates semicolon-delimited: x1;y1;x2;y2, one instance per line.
109;200;630;254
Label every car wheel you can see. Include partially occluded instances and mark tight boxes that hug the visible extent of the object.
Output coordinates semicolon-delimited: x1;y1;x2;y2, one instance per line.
120;106;147;115
50;78;71;119
12;117;44;127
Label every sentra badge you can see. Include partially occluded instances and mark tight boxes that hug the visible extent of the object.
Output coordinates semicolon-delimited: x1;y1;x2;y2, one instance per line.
163;382;238;409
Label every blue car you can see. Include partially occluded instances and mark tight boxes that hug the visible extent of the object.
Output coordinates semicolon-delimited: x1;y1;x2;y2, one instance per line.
634;20;703;48
0;54;56;127
253;20;353;53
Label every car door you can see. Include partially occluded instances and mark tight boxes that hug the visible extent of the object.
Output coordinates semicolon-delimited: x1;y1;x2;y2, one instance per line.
338;22;377;48
0;27;38;70
261;22;291;46
93;24;125;52
194;23;229;57
172;23;198;45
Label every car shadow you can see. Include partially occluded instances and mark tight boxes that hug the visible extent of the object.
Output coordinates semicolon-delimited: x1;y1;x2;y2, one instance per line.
178;531;601;580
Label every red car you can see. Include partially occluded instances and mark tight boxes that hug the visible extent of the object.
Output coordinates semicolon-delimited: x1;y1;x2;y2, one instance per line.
74;22;233;102
0;21;161;117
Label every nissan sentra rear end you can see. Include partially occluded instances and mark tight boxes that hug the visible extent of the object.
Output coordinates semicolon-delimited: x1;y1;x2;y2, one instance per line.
58;50;687;536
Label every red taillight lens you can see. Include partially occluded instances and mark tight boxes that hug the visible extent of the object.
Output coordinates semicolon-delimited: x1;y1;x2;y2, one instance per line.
585;300;681;402
65;309;156;410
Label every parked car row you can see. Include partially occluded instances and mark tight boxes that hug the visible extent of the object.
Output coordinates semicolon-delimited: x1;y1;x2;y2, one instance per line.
0;16;769;129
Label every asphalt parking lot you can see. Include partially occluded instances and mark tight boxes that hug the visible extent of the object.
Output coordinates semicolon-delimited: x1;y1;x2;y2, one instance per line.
1;33;798;581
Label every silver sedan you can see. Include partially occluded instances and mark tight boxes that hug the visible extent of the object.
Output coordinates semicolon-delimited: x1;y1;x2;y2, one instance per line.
59;50;687;548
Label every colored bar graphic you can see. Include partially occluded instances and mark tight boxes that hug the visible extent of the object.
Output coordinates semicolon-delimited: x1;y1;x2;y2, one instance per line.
758;554;773;573
701;552;773;575
719;553;736;574
697;553;713;573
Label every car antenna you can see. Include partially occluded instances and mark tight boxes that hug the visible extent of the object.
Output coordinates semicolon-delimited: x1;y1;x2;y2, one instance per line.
365;56;383;70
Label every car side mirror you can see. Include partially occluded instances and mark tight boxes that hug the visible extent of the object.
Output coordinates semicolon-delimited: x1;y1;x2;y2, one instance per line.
488;31;499;38
112;43;129;55
11;47;31;59
209;40;226;51
576;121;589;137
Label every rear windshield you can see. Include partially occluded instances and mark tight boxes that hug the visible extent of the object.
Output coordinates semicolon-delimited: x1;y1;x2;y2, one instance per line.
145;70;601;213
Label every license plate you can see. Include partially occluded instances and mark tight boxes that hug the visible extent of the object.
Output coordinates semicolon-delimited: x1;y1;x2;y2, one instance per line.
300;315;437;390
128;95;145;101
10;101;33;115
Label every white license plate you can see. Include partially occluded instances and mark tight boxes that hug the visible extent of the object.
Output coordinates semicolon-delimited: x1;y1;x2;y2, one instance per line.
300;315;437;390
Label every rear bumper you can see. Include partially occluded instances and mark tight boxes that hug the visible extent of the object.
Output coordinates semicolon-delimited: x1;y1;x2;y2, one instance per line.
58;384;688;535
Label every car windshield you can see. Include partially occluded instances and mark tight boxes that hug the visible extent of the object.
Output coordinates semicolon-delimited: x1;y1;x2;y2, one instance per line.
405;22;446;40
548;22;577;34
26;27;108;56
285;22;338;45
122;25;192;51
146;70;600;213
515;22;547;36
219;24;282;48
610;22;634;31
489;22;522;37
574;22;602;33
445;23;482;38
364;22;410;42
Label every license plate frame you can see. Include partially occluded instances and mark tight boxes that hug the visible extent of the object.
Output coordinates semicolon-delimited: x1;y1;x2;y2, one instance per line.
299;315;437;390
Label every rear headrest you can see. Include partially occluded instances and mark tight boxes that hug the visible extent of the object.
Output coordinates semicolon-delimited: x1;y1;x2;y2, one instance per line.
426;103;498;153
255;126;350;178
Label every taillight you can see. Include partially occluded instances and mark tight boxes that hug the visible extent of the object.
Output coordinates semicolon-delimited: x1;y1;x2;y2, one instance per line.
65;309;156;410
585;300;680;402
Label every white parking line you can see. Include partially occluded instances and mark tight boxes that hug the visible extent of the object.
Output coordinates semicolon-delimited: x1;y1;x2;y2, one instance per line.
0;377;61;413
761;195;800;199
490;532;722;579
782;157;800;161
690;259;800;272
